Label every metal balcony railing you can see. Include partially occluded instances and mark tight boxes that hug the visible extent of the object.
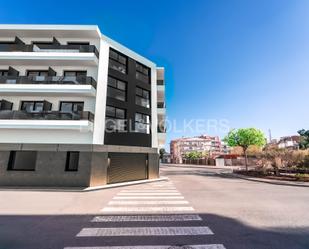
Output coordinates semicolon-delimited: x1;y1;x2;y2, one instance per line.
0;111;94;122
0;43;99;58
157;80;164;85
157;102;165;108
0;75;97;89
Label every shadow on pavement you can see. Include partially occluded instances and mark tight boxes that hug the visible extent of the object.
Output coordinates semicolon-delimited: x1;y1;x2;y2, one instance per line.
0;213;308;249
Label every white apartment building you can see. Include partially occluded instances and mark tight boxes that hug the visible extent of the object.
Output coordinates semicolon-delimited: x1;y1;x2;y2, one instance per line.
0;25;166;187
170;135;229;163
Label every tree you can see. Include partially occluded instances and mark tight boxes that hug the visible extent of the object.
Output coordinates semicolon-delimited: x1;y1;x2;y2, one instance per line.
224;128;266;171
159;148;166;160
298;129;309;149
184;151;203;160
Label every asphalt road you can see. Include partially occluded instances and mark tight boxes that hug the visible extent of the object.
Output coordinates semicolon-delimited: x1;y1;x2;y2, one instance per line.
0;164;309;249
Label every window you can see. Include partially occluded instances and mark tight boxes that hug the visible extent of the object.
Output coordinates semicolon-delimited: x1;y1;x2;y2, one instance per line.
21;101;51;112
109;49;127;74
135;113;150;134
136;87;150;108
105;105;126;132
65;152;79;171
27;70;49;77
7;151;37;171
67;42;90;46
63;71;87;77
136;62;150;83
60;102;84;113
0;70;8;76
107;76;127;101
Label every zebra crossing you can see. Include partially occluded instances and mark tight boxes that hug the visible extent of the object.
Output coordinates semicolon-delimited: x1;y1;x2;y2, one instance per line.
64;180;226;249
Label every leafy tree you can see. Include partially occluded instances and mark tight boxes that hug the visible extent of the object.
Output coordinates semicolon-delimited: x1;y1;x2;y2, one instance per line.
224;128;266;171
298;129;309;149
159;148;166;160
184;151;203;160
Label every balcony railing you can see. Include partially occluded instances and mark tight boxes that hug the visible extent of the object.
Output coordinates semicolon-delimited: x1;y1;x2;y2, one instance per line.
0;75;97;89
157;102;165;108
0;111;94;122
157;80;164;85
0;44;99;58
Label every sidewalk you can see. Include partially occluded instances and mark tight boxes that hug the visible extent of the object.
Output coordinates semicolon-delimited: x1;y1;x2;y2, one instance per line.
227;172;309;188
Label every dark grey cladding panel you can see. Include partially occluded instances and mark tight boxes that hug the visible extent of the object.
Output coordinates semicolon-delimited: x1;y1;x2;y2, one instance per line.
105;50;152;148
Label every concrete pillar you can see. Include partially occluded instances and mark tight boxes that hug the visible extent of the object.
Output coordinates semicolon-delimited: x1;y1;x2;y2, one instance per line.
148;153;159;179
89;152;108;187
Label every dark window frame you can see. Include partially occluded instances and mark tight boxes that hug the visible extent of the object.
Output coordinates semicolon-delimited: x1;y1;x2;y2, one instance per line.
59;101;84;113
136;62;150;83
65;151;79;172
21;101;46;112
135;87;150;108
105;105;127;132
67;42;90;46
63;70;87;77
26;70;49;77
135;112;151;134
7;151;37;171
107;76;127;102
109;48;128;74
0;70;9;76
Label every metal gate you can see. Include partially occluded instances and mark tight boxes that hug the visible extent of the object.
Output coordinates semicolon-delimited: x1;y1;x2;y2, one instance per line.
107;153;148;184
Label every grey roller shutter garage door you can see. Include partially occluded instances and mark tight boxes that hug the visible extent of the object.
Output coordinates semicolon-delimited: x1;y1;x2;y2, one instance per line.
107;153;148;184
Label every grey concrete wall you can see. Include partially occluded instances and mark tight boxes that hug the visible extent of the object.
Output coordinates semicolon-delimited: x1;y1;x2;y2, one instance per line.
148;153;160;179
0;151;92;187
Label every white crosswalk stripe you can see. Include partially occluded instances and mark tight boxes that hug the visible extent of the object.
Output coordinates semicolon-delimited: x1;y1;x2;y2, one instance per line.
108;200;189;205
64;244;226;249
117;193;182;196
76;226;213;237
92;214;202;222
101;206;195;213
113;196;185;199
64;180;226;249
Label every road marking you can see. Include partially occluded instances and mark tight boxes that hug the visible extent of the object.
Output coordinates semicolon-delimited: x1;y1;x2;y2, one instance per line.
108;200;189;205
101;206;194;212
117;193;182;196
113;196;185;199
121;190;178;192
76;226;213;237
92;214;202;222
64;244;226;249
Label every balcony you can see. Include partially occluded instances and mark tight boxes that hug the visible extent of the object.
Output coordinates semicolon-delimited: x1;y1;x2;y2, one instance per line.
0;110;94;143
0;76;97;96
0;75;96;88
0;110;94;122
0;44;99;66
0;43;99;58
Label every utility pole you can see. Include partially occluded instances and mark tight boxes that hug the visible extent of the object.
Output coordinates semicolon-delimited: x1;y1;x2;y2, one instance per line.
268;129;272;143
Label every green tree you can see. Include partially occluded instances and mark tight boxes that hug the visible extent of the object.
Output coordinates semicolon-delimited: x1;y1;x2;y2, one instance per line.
184;151;203;160
224;128;266;171
159;148;166;160
298;129;309;149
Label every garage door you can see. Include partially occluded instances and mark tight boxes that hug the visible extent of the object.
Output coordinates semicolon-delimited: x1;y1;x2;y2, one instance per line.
107;153;148;184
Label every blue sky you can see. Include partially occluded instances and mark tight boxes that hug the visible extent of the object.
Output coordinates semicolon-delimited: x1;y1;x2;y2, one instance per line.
1;0;308;147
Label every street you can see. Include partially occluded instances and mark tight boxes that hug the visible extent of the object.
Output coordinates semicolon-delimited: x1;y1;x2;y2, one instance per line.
0;164;309;249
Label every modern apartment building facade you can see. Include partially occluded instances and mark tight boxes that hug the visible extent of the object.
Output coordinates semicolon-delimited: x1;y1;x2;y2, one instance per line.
170;135;229;163
0;25;166;187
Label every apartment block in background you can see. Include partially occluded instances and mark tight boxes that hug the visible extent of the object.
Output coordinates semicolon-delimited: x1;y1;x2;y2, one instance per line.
0;25;166;187
170;135;229;163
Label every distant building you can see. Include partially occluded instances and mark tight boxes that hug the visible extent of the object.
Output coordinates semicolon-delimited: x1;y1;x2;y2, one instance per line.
277;136;300;150
170;135;230;163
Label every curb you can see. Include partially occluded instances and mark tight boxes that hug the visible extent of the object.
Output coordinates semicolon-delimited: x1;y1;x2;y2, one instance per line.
225;172;309;188
0;177;169;193
83;177;169;192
